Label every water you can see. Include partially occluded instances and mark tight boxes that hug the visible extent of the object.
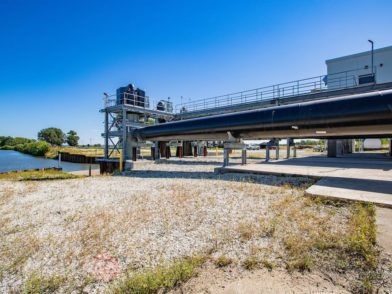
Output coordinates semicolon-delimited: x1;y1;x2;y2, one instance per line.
0;150;99;173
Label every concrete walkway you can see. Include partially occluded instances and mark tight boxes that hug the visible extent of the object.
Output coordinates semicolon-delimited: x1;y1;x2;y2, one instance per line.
377;207;392;255
216;153;392;207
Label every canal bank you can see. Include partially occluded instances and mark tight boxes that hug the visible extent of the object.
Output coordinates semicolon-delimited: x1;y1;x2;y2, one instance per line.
0;150;99;173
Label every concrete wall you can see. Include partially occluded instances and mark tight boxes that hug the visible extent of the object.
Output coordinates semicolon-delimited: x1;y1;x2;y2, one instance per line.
326;45;392;88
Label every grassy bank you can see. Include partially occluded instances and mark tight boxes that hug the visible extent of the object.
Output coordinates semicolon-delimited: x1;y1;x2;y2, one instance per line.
0;169;81;181
0;141;50;157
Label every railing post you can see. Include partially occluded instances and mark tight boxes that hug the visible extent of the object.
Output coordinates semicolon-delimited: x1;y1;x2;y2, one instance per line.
345;71;348;88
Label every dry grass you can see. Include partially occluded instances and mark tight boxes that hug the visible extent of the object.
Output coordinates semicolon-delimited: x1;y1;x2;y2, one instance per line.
214;255;233;268
237;222;256;241
0;233;41;279
0;161;388;293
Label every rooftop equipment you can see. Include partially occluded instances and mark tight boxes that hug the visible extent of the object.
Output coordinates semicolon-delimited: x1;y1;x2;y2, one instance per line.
116;84;147;108
157;99;173;112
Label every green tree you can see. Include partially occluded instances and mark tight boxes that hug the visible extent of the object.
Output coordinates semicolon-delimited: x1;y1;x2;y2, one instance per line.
66;130;79;147
38;128;65;146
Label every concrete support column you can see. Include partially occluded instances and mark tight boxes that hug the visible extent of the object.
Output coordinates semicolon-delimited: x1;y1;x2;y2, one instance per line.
154;142;160;160
241;149;247;165
286;138;291;159
193;146;198;157
265;145;270;162
293;144;297;158
165;146;170;159
132;147;137;161
389;139;392;157
177;146;183;158
223;149;229;167
203;146;207;157
276;143;280;160
327;140;337;157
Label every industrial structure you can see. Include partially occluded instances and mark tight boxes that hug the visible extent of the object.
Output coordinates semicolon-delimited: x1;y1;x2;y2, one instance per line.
100;46;392;172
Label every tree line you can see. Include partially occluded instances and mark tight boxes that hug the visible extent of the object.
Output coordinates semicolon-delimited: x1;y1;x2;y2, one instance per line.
0;128;80;156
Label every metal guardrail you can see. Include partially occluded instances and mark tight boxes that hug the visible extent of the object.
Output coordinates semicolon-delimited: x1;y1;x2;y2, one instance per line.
175;70;364;113
103;93;174;113
103;68;376;115
104;93;152;109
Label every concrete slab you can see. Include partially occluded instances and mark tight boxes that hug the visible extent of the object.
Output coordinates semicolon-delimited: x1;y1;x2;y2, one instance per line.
376;207;392;255
216;153;392;207
306;177;392;208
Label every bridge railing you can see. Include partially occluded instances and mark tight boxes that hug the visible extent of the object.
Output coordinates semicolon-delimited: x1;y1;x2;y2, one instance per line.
175;69;363;113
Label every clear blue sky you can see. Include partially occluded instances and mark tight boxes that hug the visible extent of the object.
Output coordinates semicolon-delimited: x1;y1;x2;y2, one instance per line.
1;0;391;144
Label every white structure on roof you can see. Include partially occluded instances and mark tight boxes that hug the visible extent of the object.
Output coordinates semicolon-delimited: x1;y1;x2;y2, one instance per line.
326;45;392;89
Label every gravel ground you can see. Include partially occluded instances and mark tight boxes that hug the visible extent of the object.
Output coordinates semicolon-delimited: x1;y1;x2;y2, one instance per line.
0;158;390;293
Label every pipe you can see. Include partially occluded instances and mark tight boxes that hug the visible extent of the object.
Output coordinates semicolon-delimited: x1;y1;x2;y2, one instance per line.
133;90;392;141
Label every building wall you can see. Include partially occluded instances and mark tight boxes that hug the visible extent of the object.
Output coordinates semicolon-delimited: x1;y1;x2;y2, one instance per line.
326;46;392;89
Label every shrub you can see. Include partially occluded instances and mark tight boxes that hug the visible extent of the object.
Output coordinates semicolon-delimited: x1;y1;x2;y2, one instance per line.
13;141;50;156
22;273;64;294
215;255;233;267
111;256;206;294
242;256;258;270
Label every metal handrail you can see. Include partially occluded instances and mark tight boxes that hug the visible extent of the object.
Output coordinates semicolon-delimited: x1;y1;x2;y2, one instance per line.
174;68;373;113
103;68;375;115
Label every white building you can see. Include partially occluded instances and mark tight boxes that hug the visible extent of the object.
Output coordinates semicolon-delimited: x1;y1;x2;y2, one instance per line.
325;45;392;89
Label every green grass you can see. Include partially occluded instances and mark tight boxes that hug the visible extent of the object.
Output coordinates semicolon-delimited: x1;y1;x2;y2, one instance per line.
0;169;81;181
22;273;65;294
110;256;206;294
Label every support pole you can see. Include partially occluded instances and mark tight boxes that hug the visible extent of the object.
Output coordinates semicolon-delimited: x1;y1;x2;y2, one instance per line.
286;138;291;159
389;139;392;157
104;110;109;159
275;142;280;160
132;147;137;161
165;146;170;159
265;145;270;162
122;108;127;160
177;146;183;158
58;152;61;168
154;142;160;161
223;148;229;167
193;146;198;157
293;143;297;158
119;150;123;172
241;149;247;165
